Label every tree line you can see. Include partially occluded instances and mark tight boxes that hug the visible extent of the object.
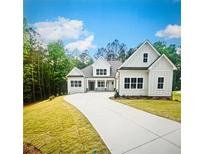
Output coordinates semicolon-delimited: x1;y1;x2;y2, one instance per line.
23;18;93;103
23;18;181;103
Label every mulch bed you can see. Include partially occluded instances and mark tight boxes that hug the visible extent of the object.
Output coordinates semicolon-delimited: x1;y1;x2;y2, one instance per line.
110;96;171;100
23;143;42;154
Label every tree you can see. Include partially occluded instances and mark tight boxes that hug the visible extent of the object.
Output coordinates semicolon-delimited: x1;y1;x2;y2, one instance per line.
77;50;94;69
153;41;181;90
94;39;128;61
47;41;74;95
23;17;75;103
94;48;107;59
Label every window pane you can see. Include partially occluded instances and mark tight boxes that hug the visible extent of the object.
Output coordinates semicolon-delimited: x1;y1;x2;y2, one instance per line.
124;84;130;89
138;78;143;83
71;81;74;87
131;78;136;83
137;83;143;89
158;77;164;82
131;84;136;89
124;78;130;83
158;84;163;89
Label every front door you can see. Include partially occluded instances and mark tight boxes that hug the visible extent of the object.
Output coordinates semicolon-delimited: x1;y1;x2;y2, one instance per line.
107;80;114;91
88;81;95;91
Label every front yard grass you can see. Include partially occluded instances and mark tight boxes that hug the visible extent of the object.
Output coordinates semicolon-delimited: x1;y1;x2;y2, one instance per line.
24;96;110;154
113;92;181;122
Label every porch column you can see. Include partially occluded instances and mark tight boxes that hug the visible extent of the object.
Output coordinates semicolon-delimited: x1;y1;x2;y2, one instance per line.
113;79;115;89
86;79;88;91
95;79;98;90
104;79;107;91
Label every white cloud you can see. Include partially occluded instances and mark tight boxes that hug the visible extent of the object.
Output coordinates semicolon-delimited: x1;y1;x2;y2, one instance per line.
34;17;85;41
65;35;95;51
33;17;95;51
155;24;181;39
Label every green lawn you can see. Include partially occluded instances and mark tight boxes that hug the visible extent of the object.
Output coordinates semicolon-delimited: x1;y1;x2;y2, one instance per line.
113;92;181;122
24;96;110;154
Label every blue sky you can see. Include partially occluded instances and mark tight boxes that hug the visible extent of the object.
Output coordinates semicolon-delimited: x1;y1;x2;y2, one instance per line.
24;0;181;54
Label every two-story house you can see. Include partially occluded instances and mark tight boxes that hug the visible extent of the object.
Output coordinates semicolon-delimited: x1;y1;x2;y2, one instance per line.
67;40;177;97
66;58;122;94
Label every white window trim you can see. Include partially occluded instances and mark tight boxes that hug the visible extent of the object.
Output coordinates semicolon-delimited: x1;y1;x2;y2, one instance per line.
157;77;164;89
97;81;105;87
71;80;82;87
143;53;148;63
96;69;107;76
124;77;144;89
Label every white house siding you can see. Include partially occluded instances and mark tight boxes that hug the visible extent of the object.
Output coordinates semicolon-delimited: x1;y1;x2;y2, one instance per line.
121;43;160;68
92;59;111;77
118;70;148;96
148;57;174;96
67;77;85;94
148;70;173;96
86;77;115;91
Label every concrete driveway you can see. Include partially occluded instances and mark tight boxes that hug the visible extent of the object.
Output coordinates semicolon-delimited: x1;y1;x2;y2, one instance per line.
64;92;181;154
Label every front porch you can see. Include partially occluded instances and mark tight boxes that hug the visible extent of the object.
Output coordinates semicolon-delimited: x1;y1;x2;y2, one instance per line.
86;78;115;92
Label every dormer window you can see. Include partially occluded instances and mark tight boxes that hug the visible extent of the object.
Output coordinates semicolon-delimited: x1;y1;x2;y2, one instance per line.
143;53;148;63
96;69;107;75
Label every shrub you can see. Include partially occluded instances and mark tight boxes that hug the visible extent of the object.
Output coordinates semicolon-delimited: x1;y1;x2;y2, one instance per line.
49;95;55;101
114;91;119;98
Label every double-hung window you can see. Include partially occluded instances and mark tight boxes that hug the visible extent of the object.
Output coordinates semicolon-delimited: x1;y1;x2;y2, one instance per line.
157;77;164;89
124;78;130;89
71;80;81;87
96;69;107;75
131;78;136;89
143;53;148;63
96;69;100;75
137;78;143;89
124;77;143;89
98;81;105;87
103;69;107;75
71;81;74;87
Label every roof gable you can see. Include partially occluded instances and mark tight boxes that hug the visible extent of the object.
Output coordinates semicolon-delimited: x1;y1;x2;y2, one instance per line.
148;54;177;70
119;40;161;68
66;67;85;77
92;57;111;68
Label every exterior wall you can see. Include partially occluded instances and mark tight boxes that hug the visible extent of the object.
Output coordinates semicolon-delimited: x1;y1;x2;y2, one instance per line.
121;43;160;68
148;70;173;96
86;77;115;91
67;77;85;94
118;70;148;96
92;58;111;77
148;57;174;96
92;65;111;77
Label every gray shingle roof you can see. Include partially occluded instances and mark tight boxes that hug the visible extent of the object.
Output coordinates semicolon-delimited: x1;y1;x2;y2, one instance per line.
66;67;85;77
81;65;93;77
81;60;122;78
108;60;123;77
